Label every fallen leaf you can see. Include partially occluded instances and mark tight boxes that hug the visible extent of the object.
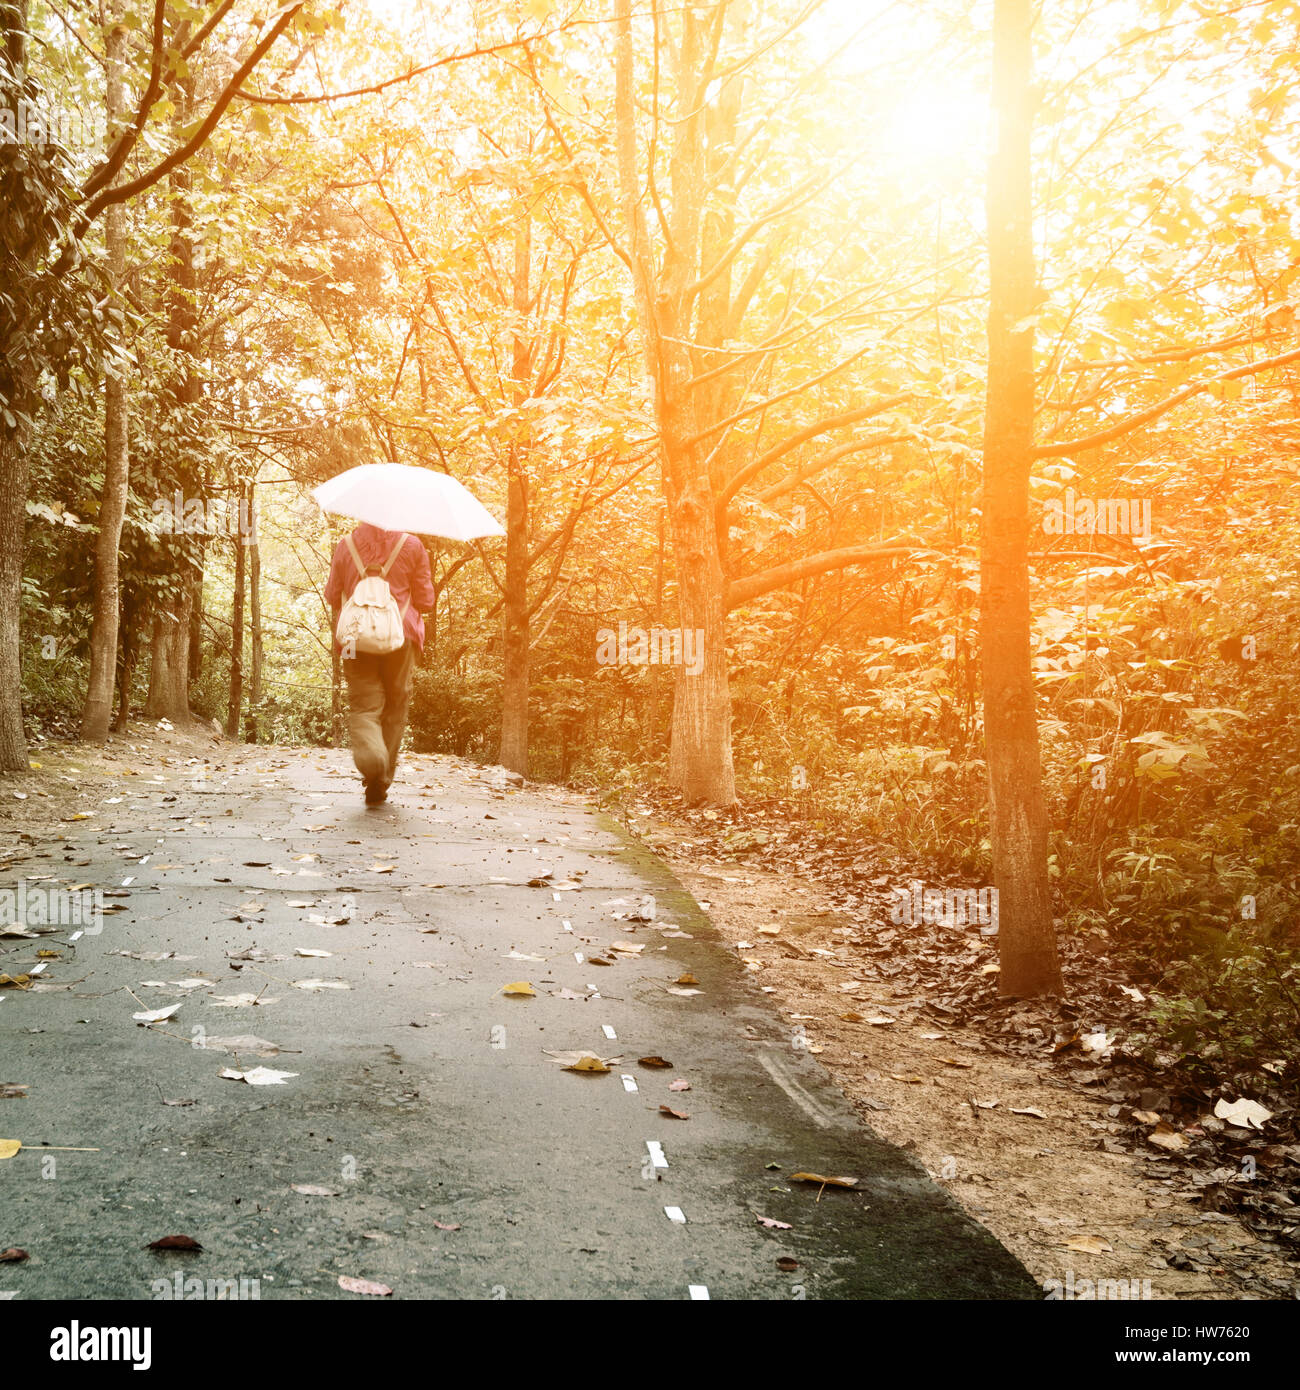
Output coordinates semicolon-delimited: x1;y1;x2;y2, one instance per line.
756;1216;792;1230
1214;1097;1272;1131
294;948;333;959
666;987;704;997
659;1104;689;1120
291;1184;340;1197
432;1221;460;1232
542;1046;619;1074
219;1067;298;1086
0;1248;28;1262
1010;1107;1047;1119
0;1139;20;1160
564;1054;610;1073
291;979;349;992
838;1011;864;1022
776;1257;800;1272
938;1057;975;1069
1065;1235;1113;1255
502;981;536;997
790;1172;858;1189
638;1055;673;1069
145;1235;203;1252
338;1275;392;1296
1132;1109;1161;1125
133;1004;182;1025
668;1079;691;1092
675;973;700;986
1147;1123;1187;1152
0;1084;28;1099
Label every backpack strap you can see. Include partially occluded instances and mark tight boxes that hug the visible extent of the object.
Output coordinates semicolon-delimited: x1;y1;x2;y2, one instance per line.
344;534;367;581
380;532;410;578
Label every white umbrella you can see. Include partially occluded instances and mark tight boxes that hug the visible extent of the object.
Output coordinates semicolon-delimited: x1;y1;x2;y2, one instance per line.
312;463;505;541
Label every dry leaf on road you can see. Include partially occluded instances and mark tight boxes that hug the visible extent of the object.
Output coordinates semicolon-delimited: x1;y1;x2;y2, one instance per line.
145;1235;203;1252
338;1275;392;1296
1065;1235;1113;1254
219;1066;298;1085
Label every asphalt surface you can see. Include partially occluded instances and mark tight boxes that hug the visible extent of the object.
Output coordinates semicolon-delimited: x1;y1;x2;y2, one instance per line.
1;745;1037;1300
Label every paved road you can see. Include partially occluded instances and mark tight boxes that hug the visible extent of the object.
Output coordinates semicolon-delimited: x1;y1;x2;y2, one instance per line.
1;745;1036;1300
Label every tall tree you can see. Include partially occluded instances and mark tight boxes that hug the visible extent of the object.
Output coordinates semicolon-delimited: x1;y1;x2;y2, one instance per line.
981;0;1061;997
81;7;132;743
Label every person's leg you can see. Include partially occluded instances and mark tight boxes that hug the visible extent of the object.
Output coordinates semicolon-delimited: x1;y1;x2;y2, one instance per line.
378;641;417;786
344;652;389;794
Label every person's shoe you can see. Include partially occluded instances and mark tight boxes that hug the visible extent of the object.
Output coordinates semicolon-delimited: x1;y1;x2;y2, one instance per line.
364;778;388;806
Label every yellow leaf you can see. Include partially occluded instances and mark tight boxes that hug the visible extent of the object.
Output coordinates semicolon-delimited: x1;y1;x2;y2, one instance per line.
790;1171;858;1189
565;1054;609;1073
502;981;535;997
1065;1235;1113;1255
0;1139;21;1160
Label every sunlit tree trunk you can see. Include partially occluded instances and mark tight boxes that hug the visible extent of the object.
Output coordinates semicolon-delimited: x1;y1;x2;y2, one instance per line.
81;12;130;743
981;0;1061;997
0;1;31;771
614;0;735;806
499;220;532;775
227;520;245;737
247;483;262;742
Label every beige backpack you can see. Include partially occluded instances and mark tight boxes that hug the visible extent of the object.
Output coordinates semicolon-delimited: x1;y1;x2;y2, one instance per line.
336;532;410;655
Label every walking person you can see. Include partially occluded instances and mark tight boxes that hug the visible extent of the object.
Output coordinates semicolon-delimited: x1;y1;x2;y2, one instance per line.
325;522;437;805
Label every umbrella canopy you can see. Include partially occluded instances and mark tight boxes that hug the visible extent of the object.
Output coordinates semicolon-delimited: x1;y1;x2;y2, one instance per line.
312;463;505;541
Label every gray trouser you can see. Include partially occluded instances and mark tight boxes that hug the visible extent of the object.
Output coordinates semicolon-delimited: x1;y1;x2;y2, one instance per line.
343;641;416;785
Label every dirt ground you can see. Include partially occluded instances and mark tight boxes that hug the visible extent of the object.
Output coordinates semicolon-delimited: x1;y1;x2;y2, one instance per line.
641;822;1299;1302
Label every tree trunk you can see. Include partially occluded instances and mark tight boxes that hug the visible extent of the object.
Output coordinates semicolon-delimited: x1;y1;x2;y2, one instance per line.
227;519;245;737
144;588;193;721
614;0;736;806
0;430;30;770
499;471;530;774
81;14;130;744
0;2;31;771
247;482;262;742
981;0;1061;997
498;218;532;775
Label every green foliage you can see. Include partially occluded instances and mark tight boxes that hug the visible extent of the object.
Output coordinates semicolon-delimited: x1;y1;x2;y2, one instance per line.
1139;924;1300;1089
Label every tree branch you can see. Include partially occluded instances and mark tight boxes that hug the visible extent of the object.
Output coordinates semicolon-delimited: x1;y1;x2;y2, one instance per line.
726;539;929;610
80;5;303;225
716;393;910;513
1034;343;1300;457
